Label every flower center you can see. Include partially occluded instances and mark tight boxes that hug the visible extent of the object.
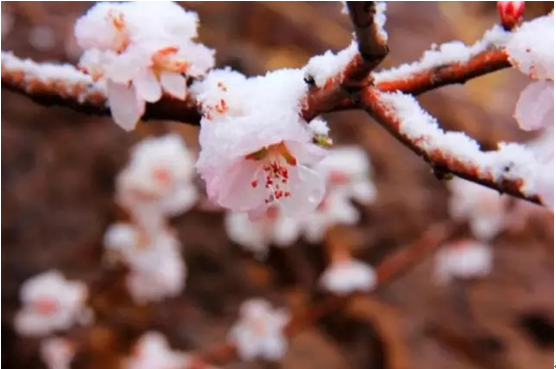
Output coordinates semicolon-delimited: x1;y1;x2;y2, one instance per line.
246;142;298;203
32;297;59;315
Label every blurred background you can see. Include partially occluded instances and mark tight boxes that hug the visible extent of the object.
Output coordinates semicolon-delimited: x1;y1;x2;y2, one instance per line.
1;2;554;369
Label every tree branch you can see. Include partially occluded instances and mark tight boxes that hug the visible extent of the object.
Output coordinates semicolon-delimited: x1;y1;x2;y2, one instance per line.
376;48;511;95
360;87;543;205
345;1;389;80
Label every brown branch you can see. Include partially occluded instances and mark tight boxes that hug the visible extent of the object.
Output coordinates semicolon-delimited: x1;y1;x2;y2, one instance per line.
376;48;511;95
360;87;543;205
1;54;203;125
345;1;389;79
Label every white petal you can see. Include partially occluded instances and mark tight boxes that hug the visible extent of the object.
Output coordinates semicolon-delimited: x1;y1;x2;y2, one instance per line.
285;141;327;165
272;215;301;247
107;81;144;131
514;81;554;131
217;161;267;211
160;71;187;100
133;68;162;103
280;166;325;217
350;181;377;204
225;212;269;257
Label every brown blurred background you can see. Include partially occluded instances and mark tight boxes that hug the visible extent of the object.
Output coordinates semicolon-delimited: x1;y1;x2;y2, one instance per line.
1;2;554;369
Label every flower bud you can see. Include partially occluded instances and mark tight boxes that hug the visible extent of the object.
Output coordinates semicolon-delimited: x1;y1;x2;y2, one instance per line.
497;1;525;30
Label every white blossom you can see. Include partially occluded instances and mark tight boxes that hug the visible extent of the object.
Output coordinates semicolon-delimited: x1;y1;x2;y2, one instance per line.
104;223;186;304
40;337;75;369
225;206;302;258
228;299;290;361
74;1;214;130
116;134;198;235
320;259;377;295
14;271;88;337
448;178;509;241
125;332;190;369
434;239;493;283
193;68;330;217
303;146;377;243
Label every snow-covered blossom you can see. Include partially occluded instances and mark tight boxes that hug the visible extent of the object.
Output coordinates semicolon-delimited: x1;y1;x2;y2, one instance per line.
74;2;214;130
225;206;302;258
125;332;190;369
448;178;509;241
320;259;376;295
434;239;493;284
14;271;88;337
40;337;75;369
104;223;186;304
497;1;525;30
303;146;377;243
228;299;290;361
193;68;330;217
116;134;198;235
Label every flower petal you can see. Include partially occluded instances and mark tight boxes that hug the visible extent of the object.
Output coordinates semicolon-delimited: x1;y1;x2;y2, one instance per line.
133;68;162;103
217;160;267;211
514;81;554;131
285;141;327;165
279;166;325;217
107;80;144;131
160;71;187;100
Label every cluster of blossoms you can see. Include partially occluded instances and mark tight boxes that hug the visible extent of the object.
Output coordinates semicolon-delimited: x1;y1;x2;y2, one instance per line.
74;2;214;130
434;239;493;284
104;134;197;303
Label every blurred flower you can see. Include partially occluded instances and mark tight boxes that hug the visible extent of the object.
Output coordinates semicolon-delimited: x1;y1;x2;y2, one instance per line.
434;239;493;283
320;258;377;295
225;206;301;259
14;270;88;337
74;2;214;130
228;299;290;361
125;332;190;369
40;337;75;369
28;25;57;52
304;146;377;243
116;134;198;236
104;223;186;304
448;178;508;241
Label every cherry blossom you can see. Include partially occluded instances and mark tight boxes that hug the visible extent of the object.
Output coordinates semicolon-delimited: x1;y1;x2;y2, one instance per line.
194;68;329;217
320;258;377;295
434;239;493;284
228;299;290;361
40;337;75;369
74;2;214;130
125;332;190;369
303;146;377;243
104;223;186;304
14;270;88;337
116;134;198;235
225;206;302;259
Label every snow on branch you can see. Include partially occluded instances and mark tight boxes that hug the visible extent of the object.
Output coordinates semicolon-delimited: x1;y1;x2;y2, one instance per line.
360;87;547;205
373;24;511;86
1;52;202;124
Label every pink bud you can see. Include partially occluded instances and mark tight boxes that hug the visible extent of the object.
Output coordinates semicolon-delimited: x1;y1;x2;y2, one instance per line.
497;1;525;30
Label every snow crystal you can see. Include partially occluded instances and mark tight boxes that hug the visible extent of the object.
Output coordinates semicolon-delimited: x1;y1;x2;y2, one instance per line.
374;25;511;83
375;2;388;42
